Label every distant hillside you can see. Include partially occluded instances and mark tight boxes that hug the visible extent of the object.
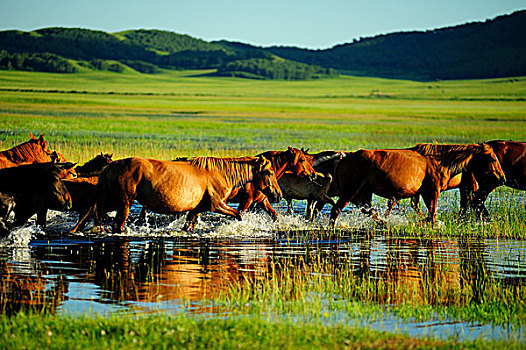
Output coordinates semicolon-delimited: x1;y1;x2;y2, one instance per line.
0;10;524;80
0;28;336;80
267;10;526;80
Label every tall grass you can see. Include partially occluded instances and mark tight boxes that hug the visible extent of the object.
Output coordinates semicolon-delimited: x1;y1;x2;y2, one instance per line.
0;71;525;163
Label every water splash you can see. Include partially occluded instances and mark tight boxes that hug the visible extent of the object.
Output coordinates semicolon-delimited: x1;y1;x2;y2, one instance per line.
0;224;40;248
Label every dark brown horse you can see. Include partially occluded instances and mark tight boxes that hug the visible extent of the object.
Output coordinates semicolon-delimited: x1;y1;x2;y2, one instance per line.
57;153;114;233
74;152;113;177
228;147;316;220
96;156;282;233
329;143;505;227
468;140;526;220
0;161;74;230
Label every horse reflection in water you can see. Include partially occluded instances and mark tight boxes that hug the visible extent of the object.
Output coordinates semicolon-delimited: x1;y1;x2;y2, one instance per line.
90;239;271;313
0;235;521;314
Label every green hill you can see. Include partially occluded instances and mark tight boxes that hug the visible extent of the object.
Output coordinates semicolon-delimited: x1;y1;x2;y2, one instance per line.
0;10;524;80
267;10;526;80
0;27;335;79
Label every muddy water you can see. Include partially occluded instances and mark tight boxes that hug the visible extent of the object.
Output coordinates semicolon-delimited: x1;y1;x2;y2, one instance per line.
0;197;524;342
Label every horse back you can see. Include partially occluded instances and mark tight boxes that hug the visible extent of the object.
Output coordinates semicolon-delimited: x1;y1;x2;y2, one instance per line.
335;149;433;198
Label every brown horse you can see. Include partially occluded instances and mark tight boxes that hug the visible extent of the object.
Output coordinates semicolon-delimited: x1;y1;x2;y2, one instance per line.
329;143;505;227
96;156;282;233
0;133;55;168
468;140;526;220
228;147;316;220
0;133;75;178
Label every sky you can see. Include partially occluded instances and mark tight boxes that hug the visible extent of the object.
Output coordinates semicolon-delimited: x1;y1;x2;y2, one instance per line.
1;0;524;49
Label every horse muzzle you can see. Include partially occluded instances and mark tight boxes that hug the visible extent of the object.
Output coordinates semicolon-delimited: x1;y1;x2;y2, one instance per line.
263;187;282;203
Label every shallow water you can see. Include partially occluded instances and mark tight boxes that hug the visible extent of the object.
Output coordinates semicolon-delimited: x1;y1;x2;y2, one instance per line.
0;194;525;342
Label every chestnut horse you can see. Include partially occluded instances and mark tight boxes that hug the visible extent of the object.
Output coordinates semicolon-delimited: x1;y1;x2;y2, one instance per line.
0;133;75;178
468;140;526;220
0;133;62;167
96;156;282;233
329;143;505;227
228;147;316;220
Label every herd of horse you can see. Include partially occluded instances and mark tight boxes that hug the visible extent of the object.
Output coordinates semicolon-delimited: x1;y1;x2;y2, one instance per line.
0;133;524;236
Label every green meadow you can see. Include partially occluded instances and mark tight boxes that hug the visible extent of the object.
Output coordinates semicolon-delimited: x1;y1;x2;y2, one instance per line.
1;69;525;163
1;70;526;349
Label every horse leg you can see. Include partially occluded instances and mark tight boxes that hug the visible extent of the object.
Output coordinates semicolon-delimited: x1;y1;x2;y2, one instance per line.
214;201;242;221
472;188;492;221
36;208;48;227
386;199;398;217
69;206;95;234
286;198;293;214
421;189;440;226
329;197;350;228
137;206;148;224
183;211;202;232
330;178;369;228
306;200;316;221
112;200;132;233
410;195;424;217
311;200;328;222
258;198;278;221
355;192;385;225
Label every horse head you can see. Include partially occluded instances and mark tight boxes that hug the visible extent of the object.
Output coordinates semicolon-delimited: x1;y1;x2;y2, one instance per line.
29;132;51;154
44;162;74;211
252;156;282;203
51;151;77;179
468;143;506;187
286;146;317;180
75;152;114;176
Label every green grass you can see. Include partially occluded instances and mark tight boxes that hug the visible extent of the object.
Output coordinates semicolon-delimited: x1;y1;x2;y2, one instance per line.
0;312;520;350
0;70;525;163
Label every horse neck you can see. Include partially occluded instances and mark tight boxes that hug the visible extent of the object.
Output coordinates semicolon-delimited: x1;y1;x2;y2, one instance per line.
75;159;106;176
192;157;255;188
268;152;289;179
1;142;49;164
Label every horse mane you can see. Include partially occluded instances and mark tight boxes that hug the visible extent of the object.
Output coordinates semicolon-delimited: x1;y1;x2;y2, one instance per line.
410;143;489;172
0;138;51;164
189;156;256;186
312;151;346;167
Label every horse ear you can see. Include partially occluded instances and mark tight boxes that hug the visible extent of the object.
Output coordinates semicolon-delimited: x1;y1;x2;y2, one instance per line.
255;155;265;170
50;151;59;163
56;162;77;170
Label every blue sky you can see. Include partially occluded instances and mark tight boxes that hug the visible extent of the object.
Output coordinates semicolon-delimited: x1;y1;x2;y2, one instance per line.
1;0;524;49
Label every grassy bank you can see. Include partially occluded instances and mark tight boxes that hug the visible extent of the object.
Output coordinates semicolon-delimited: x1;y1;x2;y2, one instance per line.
0;312;518;350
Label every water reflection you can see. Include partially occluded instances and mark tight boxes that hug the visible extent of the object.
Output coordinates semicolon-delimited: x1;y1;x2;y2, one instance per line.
0;233;525;315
